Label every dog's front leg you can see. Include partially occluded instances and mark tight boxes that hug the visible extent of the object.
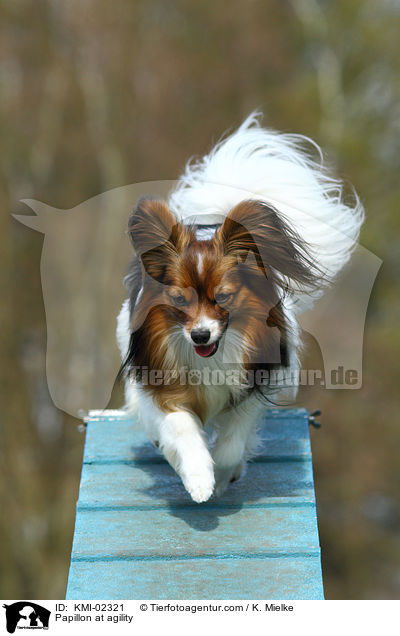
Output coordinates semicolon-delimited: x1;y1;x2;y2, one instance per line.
156;411;215;503
212;398;262;497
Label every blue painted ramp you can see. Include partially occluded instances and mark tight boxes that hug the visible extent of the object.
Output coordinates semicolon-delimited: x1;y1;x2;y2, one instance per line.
66;408;324;599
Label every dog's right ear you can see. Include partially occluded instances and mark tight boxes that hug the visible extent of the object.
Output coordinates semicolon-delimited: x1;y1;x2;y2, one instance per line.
128;197;189;282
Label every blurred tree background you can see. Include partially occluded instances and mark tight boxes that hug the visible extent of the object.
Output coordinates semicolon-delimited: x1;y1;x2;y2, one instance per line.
1;0;399;599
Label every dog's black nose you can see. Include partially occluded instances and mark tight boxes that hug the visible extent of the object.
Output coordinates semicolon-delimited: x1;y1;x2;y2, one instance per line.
191;328;211;344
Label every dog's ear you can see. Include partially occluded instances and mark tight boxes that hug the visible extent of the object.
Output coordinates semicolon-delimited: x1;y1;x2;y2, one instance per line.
128;197;189;281
216;200;320;290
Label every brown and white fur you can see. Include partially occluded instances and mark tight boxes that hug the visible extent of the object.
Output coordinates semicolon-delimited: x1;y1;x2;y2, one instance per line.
117;113;364;502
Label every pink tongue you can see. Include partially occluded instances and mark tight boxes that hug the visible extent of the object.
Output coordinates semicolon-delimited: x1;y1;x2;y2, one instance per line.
194;343;216;357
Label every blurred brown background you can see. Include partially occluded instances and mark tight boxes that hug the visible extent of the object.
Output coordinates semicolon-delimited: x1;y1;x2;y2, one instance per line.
1;0;399;599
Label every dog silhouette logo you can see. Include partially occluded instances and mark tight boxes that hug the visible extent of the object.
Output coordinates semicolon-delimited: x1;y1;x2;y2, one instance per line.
2;602;50;633
14;182;381;411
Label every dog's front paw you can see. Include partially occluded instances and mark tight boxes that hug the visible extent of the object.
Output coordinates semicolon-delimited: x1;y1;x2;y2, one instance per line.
182;471;215;503
214;461;247;498
230;459;246;483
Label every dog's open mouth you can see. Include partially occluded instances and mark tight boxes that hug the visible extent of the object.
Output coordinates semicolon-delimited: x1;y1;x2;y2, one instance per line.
193;341;219;357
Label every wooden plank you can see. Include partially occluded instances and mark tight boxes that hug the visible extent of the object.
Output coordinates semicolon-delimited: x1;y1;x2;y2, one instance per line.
70;506;320;558
66;556;324;600
66;408;324;599
77;461;315;508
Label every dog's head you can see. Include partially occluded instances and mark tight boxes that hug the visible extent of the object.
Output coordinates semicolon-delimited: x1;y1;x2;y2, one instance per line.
127;196;319;365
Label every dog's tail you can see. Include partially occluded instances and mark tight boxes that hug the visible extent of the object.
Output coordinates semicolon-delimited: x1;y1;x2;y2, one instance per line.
168;111;364;313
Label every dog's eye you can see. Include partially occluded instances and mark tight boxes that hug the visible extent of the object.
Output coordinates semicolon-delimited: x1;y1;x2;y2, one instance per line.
173;295;188;306
215;292;232;304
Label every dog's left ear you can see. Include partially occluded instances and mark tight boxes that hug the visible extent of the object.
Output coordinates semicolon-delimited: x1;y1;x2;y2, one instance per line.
128;197;190;281
217;200;320;289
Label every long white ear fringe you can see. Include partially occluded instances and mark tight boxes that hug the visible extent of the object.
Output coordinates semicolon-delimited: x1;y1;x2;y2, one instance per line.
168;112;365;314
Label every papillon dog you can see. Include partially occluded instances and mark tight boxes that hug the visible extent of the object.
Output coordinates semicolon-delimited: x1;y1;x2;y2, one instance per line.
117;113;364;503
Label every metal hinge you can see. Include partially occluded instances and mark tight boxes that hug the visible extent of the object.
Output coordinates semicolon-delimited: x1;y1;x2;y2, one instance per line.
309;409;322;429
